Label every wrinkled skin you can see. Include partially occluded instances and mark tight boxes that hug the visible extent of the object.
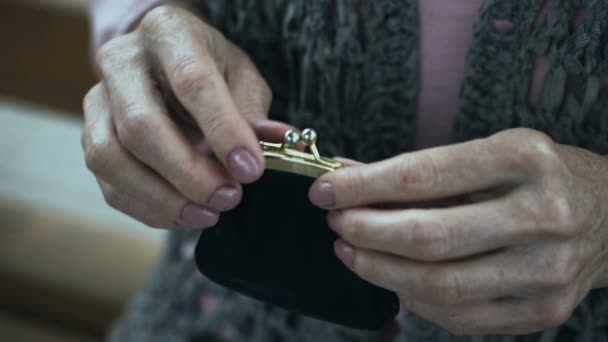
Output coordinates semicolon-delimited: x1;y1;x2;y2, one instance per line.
83;4;608;337
310;128;608;335
82;5;290;229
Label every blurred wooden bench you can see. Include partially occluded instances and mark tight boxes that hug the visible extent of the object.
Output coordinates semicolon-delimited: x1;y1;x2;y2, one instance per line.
0;198;162;340
0;2;167;340
0;0;96;115
0;100;165;340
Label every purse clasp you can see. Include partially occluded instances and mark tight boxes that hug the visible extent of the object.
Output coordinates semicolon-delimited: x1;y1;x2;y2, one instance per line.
260;129;342;178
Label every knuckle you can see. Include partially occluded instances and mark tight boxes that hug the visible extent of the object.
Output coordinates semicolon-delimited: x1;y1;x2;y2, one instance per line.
350;251;373;280
489;128;564;175
116;106;163;150
529;246;579;290
83;84;102;114
407;214;449;260
249;76;273;113
171;57;214;101
84;136;116;175
201;113;229;143
260;79;273;107
80;130;88;154
518;186;578;237
230;60;273;113
351;253;390;288
103;192;171;229
340;213;367;246
95;40;119;69
533;299;573;329
169;155;214;204
440;272;466;304
117;111;147;146
545;247;579;288
514;130;563;174
396;153;440;191
141;5;179;31
537;192;578;236
102;187;123;210
95;35;140;72
344;167;366;204
426;270;464;304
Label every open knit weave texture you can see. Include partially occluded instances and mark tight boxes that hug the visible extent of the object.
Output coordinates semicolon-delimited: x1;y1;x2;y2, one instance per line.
109;1;608;341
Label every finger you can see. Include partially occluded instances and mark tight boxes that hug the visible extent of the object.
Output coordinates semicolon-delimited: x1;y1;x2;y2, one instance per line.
406;298;531;335
334;240;546;305
95;35;242;212
83;84;221;228
407;288;577;336
310;138;528;209
328;197;535;261
248;119;295;142
140;7;264;183
98;178;221;229
97;179;178;229
192;118;294;158
224;45;273;121
98;179;219;229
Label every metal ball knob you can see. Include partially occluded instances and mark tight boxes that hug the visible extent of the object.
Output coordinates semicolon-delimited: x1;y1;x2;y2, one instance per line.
283;129;301;146
301;128;317;146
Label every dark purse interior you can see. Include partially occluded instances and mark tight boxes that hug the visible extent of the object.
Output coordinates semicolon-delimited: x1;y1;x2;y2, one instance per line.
195;169;400;330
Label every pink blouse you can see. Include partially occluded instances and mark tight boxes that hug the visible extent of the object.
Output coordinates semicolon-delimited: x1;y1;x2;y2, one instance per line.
88;0;167;54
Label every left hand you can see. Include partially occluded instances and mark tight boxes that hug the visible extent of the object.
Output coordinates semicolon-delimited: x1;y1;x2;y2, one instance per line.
309;128;608;335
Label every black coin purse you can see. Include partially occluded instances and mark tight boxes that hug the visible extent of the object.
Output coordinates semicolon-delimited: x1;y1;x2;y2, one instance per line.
194;129;400;330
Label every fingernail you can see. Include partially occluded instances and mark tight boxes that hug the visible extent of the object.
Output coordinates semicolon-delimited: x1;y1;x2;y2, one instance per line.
327;210;343;234
208;186;241;211
228;147;260;183
334;239;355;268
180;203;219;228
309;181;335;208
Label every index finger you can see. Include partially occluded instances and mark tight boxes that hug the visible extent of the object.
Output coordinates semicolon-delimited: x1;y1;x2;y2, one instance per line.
141;7;263;183
310;137;528;209
329;197;533;262
344;244;526;305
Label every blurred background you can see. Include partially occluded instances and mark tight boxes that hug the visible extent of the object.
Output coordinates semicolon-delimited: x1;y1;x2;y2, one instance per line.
0;0;166;340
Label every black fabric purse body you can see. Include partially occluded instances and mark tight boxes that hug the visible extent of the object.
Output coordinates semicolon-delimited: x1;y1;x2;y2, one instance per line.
195;130;399;330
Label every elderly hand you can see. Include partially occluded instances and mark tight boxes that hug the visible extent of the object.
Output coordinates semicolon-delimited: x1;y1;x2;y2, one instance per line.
82;5;290;229
309;128;608;335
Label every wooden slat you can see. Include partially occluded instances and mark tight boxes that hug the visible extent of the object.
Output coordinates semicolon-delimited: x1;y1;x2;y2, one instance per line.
0;197;163;335
4;0;88;14
0;310;99;342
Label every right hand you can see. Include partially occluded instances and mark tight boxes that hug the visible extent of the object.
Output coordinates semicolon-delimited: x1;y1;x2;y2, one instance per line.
82;5;288;229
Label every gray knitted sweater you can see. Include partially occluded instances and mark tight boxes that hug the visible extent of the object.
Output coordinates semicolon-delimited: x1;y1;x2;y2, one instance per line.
109;1;608;341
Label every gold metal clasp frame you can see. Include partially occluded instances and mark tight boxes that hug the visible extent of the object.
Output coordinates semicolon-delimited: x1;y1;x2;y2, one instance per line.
260;128;342;178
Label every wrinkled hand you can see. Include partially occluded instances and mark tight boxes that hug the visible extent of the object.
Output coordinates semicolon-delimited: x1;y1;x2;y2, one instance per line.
82;5;290;228
309;128;608;335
